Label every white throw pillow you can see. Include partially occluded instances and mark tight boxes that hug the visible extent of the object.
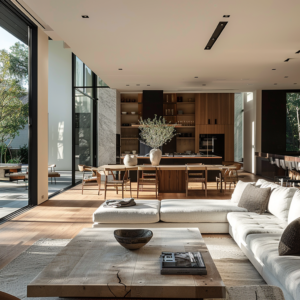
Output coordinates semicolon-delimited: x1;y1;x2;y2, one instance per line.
288;190;300;224
231;181;253;204
268;186;298;222
255;179;267;187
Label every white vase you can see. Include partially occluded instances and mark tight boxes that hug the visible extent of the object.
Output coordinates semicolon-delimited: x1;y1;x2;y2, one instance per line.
123;154;137;166
150;149;162;166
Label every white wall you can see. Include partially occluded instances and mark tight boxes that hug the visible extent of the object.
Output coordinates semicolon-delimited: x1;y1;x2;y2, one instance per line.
243;90;262;174
48;41;72;171
37;28;49;204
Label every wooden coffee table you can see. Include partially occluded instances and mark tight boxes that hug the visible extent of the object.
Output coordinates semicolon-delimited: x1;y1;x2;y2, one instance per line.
27;228;225;299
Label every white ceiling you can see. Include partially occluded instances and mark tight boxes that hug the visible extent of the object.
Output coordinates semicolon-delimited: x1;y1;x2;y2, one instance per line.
21;0;300;92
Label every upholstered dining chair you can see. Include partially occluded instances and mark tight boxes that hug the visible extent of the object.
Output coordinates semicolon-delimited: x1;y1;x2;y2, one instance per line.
103;167;132;200
186;165;207;196
137;166;159;198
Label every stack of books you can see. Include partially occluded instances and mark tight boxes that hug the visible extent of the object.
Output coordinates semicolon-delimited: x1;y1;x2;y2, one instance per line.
160;251;207;275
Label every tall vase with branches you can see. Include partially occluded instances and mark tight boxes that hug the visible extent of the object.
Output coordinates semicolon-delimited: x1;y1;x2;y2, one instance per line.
139;115;177;165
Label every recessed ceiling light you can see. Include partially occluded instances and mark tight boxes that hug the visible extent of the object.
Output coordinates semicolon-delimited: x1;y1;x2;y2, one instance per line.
194;76;198;78
284;76;288;78
223;15;230;18
202;84;206;86
247;83;253;86
284;58;290;62
126;84;129;86
272;69;276;70
296;50;300;54
82;15;89;18
118;68;123;70
274;83;277;85
204;21;228;50
147;85;150;86
294;83;297;85
136;84;140;86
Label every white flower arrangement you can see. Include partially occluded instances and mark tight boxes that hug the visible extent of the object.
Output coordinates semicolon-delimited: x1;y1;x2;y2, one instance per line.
139;115;177;149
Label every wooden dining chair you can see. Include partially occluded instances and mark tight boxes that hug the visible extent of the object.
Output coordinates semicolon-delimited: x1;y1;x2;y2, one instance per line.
216;167;239;191
104;167;132;200
0;291;20;300
186;165;207;196
137;166;159;198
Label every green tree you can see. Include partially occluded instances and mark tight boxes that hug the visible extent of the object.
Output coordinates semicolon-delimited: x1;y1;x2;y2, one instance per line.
286;93;300;151
0;80;28;162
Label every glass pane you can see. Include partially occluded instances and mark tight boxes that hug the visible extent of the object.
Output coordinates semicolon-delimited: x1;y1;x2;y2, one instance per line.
97;76;108;87
286;92;300;151
234;93;243;162
76;57;83;87
85;65;92;87
75;92;93;169
0;26;29;216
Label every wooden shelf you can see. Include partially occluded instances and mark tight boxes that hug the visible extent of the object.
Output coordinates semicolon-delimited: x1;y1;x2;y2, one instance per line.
121;102;138;104
163;102;177;104
163;115;176;117
177;137;195;140
177;102;195;104
177;114;195;116
121;126;139;128
176;126;195;128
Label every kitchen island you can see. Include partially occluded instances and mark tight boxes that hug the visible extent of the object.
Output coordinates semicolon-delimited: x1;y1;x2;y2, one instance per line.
119;155;223;192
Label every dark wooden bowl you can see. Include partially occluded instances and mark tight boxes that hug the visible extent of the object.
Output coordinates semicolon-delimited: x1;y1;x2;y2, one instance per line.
114;229;153;250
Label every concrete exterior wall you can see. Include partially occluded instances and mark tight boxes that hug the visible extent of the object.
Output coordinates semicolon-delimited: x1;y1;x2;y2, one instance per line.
48;41;72;171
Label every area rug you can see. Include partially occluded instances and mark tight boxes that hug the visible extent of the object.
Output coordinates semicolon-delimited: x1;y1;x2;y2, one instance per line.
0;236;265;300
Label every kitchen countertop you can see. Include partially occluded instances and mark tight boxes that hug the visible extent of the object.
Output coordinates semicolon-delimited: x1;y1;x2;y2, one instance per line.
120;155;222;159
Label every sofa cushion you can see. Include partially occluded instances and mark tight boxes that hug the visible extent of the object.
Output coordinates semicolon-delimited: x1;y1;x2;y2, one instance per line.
288;190;300;224
279;217;300;256
255;179;268;187
268;187;297;222
231;181;254;204
160;199;247;223
261;181;280;190
246;233;300;300
238;185;271;214
228;212;286;247
93;200;160;223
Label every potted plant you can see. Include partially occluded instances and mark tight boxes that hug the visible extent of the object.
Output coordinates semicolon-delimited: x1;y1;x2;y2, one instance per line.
139;115;177;166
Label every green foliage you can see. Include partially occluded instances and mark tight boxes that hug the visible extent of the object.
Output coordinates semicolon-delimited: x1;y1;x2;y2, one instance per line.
7;157;21;164
19;144;28;164
286;93;300;151
0;42;28;84
0;144;10;163
139;115;177;149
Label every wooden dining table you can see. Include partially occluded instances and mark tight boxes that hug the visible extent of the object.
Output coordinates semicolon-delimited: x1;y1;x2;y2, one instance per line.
100;164;236;193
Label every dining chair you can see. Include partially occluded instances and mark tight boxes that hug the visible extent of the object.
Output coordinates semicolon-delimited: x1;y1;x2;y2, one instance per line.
137;166;159;198
216;167;238;191
104;167;132;200
79;165;105;194
186;165;207;196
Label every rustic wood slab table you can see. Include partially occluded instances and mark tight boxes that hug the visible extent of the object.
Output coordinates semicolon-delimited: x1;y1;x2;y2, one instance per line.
27;228;225;299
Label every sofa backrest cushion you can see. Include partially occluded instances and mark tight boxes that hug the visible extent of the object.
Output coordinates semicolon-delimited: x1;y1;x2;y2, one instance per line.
231;181;254;204
255;179;268;187
238;184;271;214
260;181;280;190
268;186;298;222
288;190;300;224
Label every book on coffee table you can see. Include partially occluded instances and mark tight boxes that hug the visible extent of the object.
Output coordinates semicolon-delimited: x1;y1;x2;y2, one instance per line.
160;251;207;275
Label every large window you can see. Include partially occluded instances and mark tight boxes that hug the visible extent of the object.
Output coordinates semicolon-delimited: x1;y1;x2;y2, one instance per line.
286;92;300;151
72;55;108;184
0;0;36;219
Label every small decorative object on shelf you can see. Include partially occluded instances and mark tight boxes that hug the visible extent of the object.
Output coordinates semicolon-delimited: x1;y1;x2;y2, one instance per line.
139;115;177;166
123;154;137;166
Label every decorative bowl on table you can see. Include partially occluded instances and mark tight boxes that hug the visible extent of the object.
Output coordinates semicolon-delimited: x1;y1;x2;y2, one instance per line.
122;112;127;115
131;112;136;115
114;229;153;250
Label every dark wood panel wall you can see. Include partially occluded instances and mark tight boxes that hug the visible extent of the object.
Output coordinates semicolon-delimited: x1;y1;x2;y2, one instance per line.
195;93;234;161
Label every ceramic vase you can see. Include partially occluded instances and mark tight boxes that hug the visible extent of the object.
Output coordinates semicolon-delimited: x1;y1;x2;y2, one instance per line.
150;149;162;166
124;154;137;166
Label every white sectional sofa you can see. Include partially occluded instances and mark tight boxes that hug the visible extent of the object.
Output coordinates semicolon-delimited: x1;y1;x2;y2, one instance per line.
93;179;300;300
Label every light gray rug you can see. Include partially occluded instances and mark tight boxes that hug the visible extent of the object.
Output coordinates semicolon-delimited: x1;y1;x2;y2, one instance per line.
0;236;265;300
